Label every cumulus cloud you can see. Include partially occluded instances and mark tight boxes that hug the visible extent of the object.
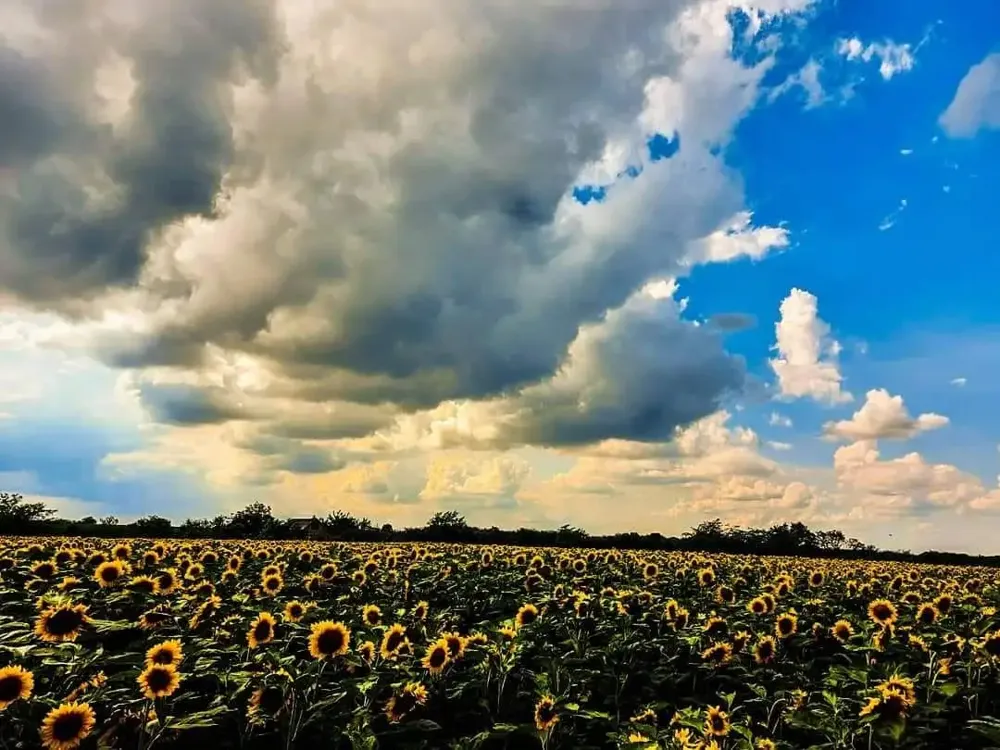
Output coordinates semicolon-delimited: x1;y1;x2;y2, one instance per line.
420;453;530;507
833;439;983;512
939;53;1000;138
823;388;949;442
1;0;818;493
837;37;916;80
769;411;792;427
769;288;852;404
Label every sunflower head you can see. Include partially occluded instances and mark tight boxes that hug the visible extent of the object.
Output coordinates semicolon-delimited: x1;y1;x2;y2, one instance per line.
534;695;559;731
868;599;898;625
40;702;97;750
704;706;730;737
380;623;408;659
421;639;451;674
832;619;854;642
515;603;539;629
138;663;181;700
283;601;307;623
94;560;127;588
308;621;350;659
247;612;277;649
145;639;183;668
0;665;34;710
36;604;89;643
754;635;777;664
775;612;798;639
358;640;376;662
362;604;382;626
385;682;429;723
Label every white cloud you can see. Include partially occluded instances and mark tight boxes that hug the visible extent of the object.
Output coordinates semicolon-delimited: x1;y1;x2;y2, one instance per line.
939;53;1000;138
768;58;827;109
834;439;983;511
769;411;792;427
767;440;792;450
951;377;967;387
823;388;948;441
900;148;913;155
769;288;852;404
837;37;916;80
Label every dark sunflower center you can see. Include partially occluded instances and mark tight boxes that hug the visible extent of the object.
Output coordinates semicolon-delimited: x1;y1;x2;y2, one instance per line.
47;609;83;636
151;649;174;665
709;715;725;731
985;637;1000;656
0;675;25;702
254;622;273;642
385;631;404;652
100;568;119;582
289;605;303;618
537;704;556;722
317;629;344;654
52;712;86;741
429;647;447;667
145;667;173;693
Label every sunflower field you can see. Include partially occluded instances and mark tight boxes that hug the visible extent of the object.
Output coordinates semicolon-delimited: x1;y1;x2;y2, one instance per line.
3;538;1000;749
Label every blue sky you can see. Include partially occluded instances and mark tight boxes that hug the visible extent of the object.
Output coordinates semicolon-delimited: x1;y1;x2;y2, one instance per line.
1;0;999;552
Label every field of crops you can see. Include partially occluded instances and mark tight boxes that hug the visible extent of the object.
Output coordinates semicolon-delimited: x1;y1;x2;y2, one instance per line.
3;539;1000;750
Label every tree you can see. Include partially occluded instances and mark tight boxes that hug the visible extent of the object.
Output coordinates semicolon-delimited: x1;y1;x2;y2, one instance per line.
101;516;119;526
228;502;277;539
134;515;173;535
0;492;55;531
79;516;97;525
427;510;468;529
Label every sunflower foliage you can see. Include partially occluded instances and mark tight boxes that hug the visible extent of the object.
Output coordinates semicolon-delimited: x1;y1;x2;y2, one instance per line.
2;539;1000;748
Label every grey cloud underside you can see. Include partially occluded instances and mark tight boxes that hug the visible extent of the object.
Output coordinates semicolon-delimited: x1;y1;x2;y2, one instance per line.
3;0;769;448
0;0;283;305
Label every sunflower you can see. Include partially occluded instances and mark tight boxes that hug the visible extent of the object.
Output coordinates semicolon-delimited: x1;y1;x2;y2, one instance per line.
261;575;284;596
698;568;716;587
36;604;89;643
701;642;733;665
716;585;735;604
308;621;350;659
831;619;854;642
138;663;181;699
385;682;429;723
362;604;382;626
247;612;277;649
982;630;1000;657
868;599;898;626
756;740;777;750
747;597;768;615
154;569;180;595
934;593;953;614
94;560;127;588
358;640;376;663
422;639;451;674
145;639;184;668
775;612;798;639
139;609;173;631
516;603;539;629
673;608;690;630
380;623;408;659
0;665;34;709
412;600;429;620
443;632;468;659
916;602;939;625
32;560;57;580
704;706;730;737
283;601;307;623
753;635;778;665
878;675;916;706
352;570;366;586
40;702;97;750
703;616;728;637
534;696;559;731
128;576;160;594
808;570;825;587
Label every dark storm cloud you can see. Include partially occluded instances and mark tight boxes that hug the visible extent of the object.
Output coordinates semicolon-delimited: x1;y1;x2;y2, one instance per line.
0;0;283;305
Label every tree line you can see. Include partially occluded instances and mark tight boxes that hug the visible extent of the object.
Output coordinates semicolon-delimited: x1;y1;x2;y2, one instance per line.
1;491;997;567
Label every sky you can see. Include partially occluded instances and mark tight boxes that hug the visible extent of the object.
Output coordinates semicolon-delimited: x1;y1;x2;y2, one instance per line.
1;0;999;553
